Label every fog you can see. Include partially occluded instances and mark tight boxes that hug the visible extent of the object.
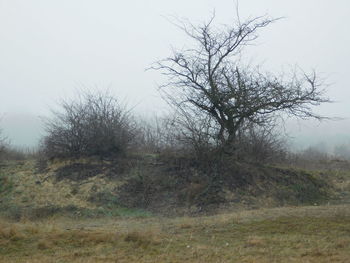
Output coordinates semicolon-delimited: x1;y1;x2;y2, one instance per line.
0;0;349;149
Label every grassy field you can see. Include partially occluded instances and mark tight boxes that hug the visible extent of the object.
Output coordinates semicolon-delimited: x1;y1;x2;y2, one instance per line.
1;160;350;262
0;205;350;262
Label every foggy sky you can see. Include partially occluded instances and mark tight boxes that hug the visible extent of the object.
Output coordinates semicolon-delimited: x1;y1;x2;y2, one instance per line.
0;0;349;148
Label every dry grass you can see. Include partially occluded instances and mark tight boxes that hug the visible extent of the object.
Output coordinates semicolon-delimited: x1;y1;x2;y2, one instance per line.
2;159;349;220
0;204;349;262
3;160;117;209
1;160;350;262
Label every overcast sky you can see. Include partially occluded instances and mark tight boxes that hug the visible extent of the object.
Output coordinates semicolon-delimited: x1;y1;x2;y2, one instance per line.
0;0;349;149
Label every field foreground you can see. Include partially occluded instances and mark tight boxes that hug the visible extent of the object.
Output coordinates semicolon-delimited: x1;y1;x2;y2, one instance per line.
1;204;350;263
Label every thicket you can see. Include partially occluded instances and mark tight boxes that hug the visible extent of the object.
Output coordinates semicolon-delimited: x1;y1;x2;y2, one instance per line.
42;90;136;159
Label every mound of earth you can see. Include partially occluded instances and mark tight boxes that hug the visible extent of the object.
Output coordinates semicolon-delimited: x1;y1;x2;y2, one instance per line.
0;157;342;218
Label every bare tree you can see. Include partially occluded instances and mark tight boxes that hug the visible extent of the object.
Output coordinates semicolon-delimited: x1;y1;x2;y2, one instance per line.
152;14;330;154
0;127;6;157
42;90;135;159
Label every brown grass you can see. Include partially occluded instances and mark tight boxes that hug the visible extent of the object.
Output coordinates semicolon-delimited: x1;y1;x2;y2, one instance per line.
245;236;266;247
124;231;160;248
1;160;350;262
0;204;349;262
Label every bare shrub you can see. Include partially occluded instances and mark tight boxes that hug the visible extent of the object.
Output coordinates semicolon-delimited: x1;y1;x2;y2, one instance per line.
133;113;211;158
0;147;32;161
169;108;218;157
0;128;34;161
154;107;286;165
301;146;330;162
134;116;176;154
334;144;350;160
285;145;333;170
42;90;135;159
0;146;6;161
235;124;288;163
0;126;7;159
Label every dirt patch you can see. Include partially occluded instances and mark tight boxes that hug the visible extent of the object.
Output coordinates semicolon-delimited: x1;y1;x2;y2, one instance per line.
54;163;105;181
52;157;139;182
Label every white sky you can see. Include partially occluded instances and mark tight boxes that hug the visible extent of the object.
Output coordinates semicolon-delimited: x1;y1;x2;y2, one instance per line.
0;0;349;148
